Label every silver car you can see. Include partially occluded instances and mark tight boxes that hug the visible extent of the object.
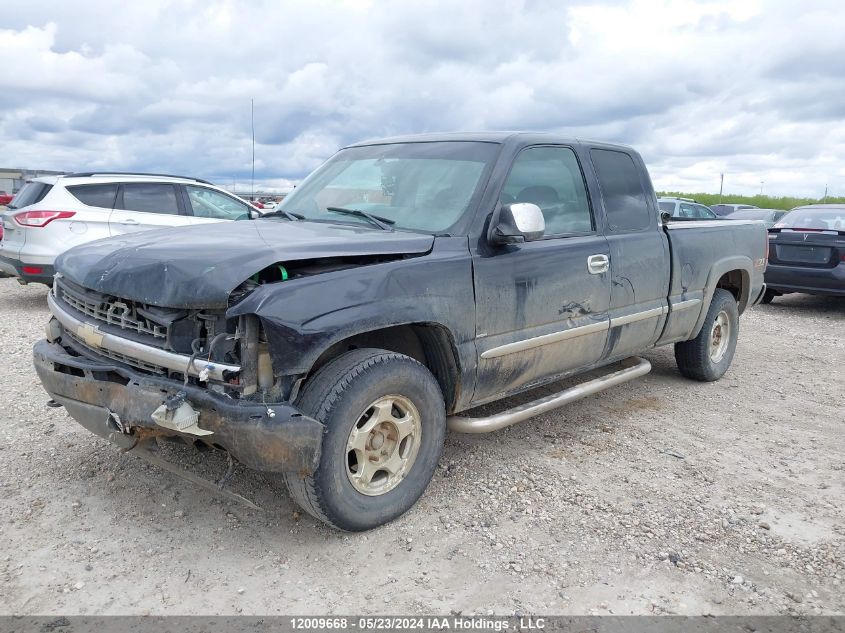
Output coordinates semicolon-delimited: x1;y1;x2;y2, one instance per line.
0;173;259;285
657;197;718;220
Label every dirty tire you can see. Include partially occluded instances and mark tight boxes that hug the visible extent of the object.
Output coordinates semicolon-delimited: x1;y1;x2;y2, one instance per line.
284;348;446;531
674;288;739;382
760;288;777;304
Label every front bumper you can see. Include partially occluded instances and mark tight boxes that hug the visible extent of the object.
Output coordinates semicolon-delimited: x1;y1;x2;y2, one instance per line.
33;339;323;474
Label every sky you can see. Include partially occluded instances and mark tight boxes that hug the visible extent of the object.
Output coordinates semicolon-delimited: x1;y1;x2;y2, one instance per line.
1;0;844;197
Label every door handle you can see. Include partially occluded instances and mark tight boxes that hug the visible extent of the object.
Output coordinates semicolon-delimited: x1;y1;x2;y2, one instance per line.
587;254;609;274
120;219;139;225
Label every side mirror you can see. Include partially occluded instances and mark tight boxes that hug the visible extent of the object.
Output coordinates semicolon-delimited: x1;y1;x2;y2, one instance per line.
490;203;545;244
660;210;672;224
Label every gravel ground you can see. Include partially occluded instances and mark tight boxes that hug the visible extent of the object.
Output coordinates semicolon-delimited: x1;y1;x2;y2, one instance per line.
0;277;842;616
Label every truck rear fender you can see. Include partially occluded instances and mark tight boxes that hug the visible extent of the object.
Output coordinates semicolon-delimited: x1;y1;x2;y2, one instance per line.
690;257;752;338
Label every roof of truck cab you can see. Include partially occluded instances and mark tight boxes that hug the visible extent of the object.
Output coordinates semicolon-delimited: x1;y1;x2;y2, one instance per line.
344;132;634;151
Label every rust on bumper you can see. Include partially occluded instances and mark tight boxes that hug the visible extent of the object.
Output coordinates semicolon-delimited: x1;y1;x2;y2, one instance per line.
33;339;323;474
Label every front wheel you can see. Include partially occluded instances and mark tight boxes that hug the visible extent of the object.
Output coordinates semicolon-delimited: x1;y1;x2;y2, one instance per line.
284;349;446;531
674;288;739;382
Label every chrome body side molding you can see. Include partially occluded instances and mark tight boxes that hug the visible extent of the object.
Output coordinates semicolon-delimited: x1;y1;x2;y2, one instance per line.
670;298;702;312
479;320;609;360
610;306;666;327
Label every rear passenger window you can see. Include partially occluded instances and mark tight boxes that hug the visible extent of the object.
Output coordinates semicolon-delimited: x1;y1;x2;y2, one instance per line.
501;146;593;236
679;203;697;218
590;149;652;232
119;183;180;215
695;204;715;219
67;184;117;208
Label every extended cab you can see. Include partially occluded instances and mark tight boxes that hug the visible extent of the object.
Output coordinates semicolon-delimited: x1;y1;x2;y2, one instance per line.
33;133;768;530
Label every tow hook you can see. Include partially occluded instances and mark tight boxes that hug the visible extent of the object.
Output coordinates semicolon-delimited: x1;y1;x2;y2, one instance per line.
150;390;213;436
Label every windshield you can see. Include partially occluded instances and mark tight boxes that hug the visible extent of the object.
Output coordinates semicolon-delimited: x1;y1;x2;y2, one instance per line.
728;209;774;220
275;141;499;232
775;207;845;231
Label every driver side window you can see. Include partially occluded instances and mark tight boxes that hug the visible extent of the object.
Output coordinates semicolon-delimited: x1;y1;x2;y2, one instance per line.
501;146;593;236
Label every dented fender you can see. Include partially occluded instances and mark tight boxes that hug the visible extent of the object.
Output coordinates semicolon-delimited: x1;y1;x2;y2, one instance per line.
227;237;479;408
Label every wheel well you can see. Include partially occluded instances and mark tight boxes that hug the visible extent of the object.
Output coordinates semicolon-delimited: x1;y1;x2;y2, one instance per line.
309;324;462;413
716;269;750;313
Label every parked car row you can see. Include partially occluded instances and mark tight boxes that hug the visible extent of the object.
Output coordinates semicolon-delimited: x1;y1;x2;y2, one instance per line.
0;173;260;285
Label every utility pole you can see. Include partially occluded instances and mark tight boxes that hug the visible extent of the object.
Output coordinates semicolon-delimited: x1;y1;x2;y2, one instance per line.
251;98;255;201
823;184;828;203
719;173;724;202
759;180;764;195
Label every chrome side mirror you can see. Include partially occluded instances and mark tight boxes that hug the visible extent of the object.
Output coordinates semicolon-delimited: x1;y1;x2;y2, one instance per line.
489;203;545;244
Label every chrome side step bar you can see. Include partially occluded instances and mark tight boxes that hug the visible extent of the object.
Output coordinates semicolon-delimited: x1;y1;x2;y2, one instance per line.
447;356;652;434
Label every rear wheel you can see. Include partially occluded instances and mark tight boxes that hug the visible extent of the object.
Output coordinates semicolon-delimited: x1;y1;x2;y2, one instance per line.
284;348;446;531
674;289;739;382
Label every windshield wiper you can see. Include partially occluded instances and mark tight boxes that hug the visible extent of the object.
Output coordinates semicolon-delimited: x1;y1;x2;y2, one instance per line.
326;207;395;231
259;209;304;221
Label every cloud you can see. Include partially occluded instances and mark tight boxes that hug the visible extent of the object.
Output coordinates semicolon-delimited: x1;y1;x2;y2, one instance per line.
0;0;843;196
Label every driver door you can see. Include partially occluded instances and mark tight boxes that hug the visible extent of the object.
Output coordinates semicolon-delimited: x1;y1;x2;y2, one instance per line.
470;145;611;404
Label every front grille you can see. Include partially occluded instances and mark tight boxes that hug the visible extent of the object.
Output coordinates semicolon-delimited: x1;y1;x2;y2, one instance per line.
55;278;168;342
64;330;167;375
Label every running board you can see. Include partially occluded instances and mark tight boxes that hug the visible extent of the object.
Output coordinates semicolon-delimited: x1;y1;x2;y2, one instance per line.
447;356;651;434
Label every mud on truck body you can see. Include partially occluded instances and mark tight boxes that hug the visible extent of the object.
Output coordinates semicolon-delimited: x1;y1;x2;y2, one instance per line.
34;133;769;530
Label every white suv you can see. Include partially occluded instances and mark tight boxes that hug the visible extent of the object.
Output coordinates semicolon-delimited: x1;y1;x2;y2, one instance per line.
0;173;259;285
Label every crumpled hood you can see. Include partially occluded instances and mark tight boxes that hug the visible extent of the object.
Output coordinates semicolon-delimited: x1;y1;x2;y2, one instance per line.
56;219;435;308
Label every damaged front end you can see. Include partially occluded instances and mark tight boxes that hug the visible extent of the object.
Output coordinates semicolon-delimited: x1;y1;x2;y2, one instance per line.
34;273;323;476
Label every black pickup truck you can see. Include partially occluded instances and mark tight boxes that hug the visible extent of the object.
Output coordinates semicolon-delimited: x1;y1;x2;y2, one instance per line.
34;133;768;530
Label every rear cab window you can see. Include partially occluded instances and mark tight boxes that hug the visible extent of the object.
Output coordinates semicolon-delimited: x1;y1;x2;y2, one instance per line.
117;183;181;215
8;182;53;209
590;149;652;232
67;184;118;209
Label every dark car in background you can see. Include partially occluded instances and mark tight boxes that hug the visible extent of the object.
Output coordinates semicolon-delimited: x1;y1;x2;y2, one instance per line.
763;204;845;303
711;203;758;217
726;208;789;229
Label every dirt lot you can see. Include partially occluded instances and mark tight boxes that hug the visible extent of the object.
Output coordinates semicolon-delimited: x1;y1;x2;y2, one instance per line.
0;277;842;616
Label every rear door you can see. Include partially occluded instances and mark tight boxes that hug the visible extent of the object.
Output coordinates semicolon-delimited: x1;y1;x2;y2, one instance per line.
109;183;191;235
471;145;611;404
589;148;670;361
182;185;255;225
